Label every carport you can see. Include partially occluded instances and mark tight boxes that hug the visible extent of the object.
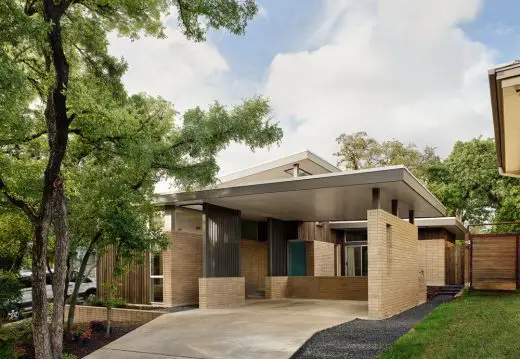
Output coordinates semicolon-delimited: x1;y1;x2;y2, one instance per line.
85;298;368;359
158;166;446;320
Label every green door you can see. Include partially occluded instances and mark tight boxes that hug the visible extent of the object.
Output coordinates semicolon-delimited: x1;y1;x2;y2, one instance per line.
289;241;307;276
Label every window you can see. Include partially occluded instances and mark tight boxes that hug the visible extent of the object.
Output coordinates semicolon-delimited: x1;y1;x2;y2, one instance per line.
150;253;163;303
345;245;368;277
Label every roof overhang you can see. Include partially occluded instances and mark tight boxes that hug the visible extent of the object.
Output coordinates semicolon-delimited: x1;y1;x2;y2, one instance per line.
218;150;341;184
157;166;446;221
489;61;520;178
331;217;467;238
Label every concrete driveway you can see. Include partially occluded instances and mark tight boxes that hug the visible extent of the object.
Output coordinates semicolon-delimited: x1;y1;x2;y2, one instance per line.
85;299;368;359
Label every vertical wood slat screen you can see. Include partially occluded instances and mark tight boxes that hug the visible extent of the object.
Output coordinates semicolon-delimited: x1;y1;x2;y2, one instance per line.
97;245;150;304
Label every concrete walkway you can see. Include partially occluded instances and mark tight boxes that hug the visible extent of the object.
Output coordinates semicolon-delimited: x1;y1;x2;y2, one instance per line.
85;299;368;359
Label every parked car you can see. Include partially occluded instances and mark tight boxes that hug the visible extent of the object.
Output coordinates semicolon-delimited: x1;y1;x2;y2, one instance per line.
6;271;96;321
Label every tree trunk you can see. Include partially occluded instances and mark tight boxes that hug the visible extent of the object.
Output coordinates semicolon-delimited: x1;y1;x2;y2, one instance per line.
32;225;52;359
66;234;99;332
50;192;69;359
105;307;111;338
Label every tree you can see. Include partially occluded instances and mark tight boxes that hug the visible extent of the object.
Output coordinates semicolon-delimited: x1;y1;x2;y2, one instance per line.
334;132;440;180
64;95;281;331
424;137;518;225
0;1;274;358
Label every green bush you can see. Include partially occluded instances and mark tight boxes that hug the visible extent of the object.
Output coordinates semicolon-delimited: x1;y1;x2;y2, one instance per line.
86;295;126;309
0;340;14;359
63;353;78;359
0;319;32;343
0;271;22;320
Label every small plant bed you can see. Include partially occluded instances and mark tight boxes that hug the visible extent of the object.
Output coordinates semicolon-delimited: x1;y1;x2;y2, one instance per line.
63;322;143;358
1;320;143;359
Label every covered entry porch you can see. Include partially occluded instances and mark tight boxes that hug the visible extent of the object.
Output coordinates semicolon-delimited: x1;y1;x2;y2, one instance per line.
160;166;446;320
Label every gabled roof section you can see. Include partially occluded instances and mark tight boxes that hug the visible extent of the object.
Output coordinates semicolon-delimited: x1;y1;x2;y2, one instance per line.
218;150;341;186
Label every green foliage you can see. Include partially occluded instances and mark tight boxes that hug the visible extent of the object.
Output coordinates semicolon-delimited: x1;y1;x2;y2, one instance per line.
0;272;23;316
423;137;514;225
62;354;77;359
0;204;31;271
334;131;439;179
86;295;126;309
0;341;15;359
0;319;32;343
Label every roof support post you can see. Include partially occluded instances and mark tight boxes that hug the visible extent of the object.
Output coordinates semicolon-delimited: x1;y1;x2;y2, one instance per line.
391;199;399;217
409;210;415;224
293;163;299;177
372;188;380;209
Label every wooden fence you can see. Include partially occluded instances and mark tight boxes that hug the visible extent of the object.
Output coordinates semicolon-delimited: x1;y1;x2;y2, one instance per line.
470;233;519;291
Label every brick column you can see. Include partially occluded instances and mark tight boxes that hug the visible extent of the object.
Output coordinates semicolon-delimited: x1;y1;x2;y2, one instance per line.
368;209;420;320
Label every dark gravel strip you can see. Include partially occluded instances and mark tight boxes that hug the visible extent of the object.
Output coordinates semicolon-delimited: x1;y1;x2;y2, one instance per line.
164;304;198;313
290;295;454;359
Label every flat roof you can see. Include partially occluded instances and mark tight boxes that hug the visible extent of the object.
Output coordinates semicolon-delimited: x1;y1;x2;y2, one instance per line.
331;217;466;238
157;166;446;221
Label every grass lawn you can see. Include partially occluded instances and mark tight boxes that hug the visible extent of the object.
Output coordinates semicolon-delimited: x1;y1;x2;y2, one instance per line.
380;291;520;359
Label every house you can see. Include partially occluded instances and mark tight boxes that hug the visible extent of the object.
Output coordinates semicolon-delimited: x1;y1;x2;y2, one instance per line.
97;150;465;320
488;61;520;177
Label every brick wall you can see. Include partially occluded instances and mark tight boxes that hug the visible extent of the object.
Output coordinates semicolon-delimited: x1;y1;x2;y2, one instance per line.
240;240;268;295
418;239;446;286
163;231;203;306
198;277;245;309
312;241;335;276
65;305;163;324
265;276;367;300
288;276;368;300
265;276;289;299
368;209;422;320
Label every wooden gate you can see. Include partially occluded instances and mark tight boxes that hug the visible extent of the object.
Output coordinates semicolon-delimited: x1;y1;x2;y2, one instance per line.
445;245;465;285
470;233;520;291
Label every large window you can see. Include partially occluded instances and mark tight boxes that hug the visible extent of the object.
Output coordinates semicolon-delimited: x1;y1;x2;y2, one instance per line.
345;245;368;277
150;252;163;303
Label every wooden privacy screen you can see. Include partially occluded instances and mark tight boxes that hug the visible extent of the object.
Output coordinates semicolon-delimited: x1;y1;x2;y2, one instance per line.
471;234;519;291
97;245;150;304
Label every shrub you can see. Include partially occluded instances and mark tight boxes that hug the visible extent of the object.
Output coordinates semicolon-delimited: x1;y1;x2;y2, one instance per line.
0;319;32;343
0;341;15;359
80;327;93;340
89;321;105;332
0;272;23;323
63;353;77;359
86;295;126;308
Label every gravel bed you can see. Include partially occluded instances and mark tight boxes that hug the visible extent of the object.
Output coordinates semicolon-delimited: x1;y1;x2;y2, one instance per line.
290;295;454;359
164;304;198;313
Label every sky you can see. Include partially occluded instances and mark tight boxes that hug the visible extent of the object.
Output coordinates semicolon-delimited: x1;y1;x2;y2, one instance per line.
107;0;519;192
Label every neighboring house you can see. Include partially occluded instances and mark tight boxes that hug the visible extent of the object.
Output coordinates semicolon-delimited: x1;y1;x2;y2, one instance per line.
97;150;464;320
488;61;520;177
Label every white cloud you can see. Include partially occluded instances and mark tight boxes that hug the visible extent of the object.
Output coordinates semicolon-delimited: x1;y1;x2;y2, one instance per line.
109;24;234;113
260;0;494;163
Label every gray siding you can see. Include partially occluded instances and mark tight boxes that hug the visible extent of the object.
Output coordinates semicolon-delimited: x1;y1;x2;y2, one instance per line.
203;203;241;277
